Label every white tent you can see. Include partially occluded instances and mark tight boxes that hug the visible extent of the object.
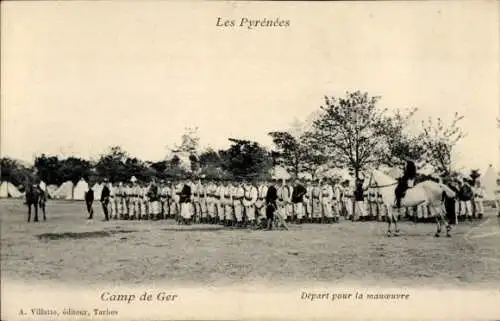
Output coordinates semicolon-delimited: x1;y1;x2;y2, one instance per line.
271;166;291;180
0;181;23;198
73;179;89;200
92;183;103;200
54;181;74;200
480;165;499;200
46;185;59;199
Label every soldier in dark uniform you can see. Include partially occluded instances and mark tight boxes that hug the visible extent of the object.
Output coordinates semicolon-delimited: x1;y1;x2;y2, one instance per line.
395;159;417;208
101;180;111;221
291;179;307;224
85;186;94;219
265;179;278;230
179;181;192;225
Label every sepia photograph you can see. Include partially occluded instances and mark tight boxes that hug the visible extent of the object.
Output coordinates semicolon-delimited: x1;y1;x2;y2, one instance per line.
1;1;499;320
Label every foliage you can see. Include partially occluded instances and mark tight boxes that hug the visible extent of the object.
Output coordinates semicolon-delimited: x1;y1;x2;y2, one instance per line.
307;91;388;178
1;157;32;187
374;108;425;167
219;138;273;181
419;113;466;176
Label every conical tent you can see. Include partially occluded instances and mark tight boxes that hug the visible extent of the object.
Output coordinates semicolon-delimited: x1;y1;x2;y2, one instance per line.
54;181;74;200
46;185;58;199
480;165;499;200
73;179;89;200
0;181;23;198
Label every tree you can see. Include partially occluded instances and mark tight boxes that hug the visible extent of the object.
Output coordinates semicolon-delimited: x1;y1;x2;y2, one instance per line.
308;91;389;180
220;138;273;180
1;157;32;187
59;157;92;184
268;131;325;177
198;148;222;168
34;154;63;185
95;146;130;183
419;113;466;176
374;108;425;167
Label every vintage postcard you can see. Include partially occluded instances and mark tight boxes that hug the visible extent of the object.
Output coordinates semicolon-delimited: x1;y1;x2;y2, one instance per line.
1;1;499;320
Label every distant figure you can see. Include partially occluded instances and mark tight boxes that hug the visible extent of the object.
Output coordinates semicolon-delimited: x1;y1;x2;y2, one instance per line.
443;178;459;225
85;186;94;219
395;159;418;208
265;181;278;230
354;178;365;220
179;181;192;224
101;181;111;221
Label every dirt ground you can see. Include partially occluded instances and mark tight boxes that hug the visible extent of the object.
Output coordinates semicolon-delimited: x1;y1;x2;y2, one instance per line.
1;199;499;288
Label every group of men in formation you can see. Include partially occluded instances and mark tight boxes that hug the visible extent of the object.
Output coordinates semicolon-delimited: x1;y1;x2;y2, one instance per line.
84;173;490;228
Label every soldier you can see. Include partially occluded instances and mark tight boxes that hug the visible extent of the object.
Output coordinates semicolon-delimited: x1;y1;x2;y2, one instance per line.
291;178;307;224
141;182;149;220
283;179;294;222
311;178;322;223
332;179;342;223
178;180;192;224
243;179;258;227
101;179;111;221
304;178;313;223
473;180;485;219
148;179;161;220
199;179;208;223
109;182;118;220
353;178;366;221
368;186;377;220
265;179;278;230
171;180;182;220
205;179;216;224
233;180;245;227
458;178;474;221
255;179;268;226
129;180;140;220
321;178;334;223
191;179;200;223
342;180;353;220
85;185;94;219
216;180;225;224
115;182;124;219
223;180;233;226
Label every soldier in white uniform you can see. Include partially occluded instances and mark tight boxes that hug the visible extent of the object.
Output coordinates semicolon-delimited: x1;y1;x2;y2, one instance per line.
311;179;322;223
242;179;258;227
170;181;182;219
321;179;334;223
216;180;225;224
342;180;353;220
124;182;133;220
116;182;124;219
473;180;485;219
255;180;268;226
223;181;234;226
332;179;342;223
232;181;245;227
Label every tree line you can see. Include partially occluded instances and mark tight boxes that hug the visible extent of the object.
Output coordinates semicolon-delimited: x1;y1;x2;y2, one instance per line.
1;91;469;188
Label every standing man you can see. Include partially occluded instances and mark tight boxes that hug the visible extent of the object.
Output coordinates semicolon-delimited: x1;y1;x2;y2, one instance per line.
291;178;307;224
321;179;334;224
179;180;193;225
265;179;278;230
332;179;342;223
223;180;234;226
101;180;110;221
85;185;94;219
473;180;485;219
342;180;353;220
304;178;313;223
242;179;258;227
109;182;118;220
255;179;268;226
148;179;161;220
311;179;322;223
395;158;418;208
353;178;366;221
233;180;245;227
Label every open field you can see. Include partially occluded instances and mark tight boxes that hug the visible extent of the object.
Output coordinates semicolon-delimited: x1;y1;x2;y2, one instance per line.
1;199;499;288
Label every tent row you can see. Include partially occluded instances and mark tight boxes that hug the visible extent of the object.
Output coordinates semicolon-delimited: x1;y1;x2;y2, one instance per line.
46;179;105;201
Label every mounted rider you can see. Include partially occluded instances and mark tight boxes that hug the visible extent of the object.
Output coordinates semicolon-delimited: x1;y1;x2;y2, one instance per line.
395;157;418;208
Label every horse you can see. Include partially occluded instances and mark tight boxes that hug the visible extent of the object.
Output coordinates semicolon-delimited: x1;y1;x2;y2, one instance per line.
25;184;47;222
367;169;456;237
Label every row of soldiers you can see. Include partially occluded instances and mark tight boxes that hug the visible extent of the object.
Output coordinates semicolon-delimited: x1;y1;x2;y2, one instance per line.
89;176;491;224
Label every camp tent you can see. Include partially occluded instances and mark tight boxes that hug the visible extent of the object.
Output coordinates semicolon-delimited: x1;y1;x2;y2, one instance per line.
0;181;23;198
480;165;499;200
54;181;74;200
73;179;89;200
46;185;59;199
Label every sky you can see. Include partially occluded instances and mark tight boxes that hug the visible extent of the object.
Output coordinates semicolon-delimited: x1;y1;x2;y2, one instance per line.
2;1;499;173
